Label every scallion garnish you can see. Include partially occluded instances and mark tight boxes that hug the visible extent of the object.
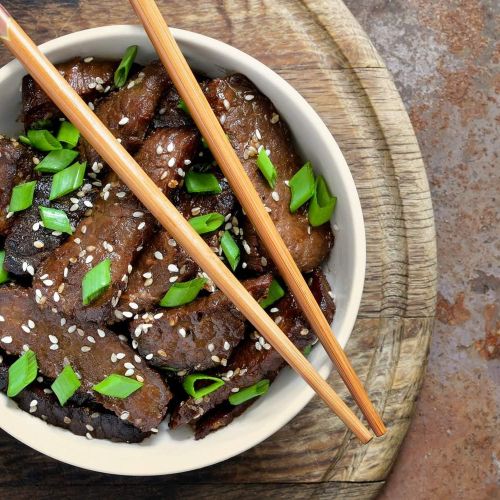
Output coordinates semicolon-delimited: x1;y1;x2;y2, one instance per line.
9;180;37;212
18;135;31;146
51;365;81;406
308;175;337;227
56;121;80;149
220;231;240;271
177;99;189;114
35;149;79;173
27;129;62;151
49;161;86;201
189;212;225;234
0;250;10;284
182;374;225;399
256;149;277;189
259;279;285;309
159;277;207;307
39;206;73;235
93;374;143;399
82;258;112;306
288;162;315;213
114;45;138;88
228;379;270;405
7;350;38;397
185;171;222;194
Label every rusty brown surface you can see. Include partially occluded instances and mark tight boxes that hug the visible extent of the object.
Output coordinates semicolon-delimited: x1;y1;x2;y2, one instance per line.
344;0;500;498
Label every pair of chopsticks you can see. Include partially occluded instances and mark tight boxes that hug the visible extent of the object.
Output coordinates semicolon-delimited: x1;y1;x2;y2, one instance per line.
0;1;385;443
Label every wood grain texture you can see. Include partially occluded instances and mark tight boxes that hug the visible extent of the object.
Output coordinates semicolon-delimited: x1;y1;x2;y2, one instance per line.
0;0;437;498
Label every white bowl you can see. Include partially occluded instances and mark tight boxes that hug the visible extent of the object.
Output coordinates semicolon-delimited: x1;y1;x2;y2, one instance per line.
0;25;365;475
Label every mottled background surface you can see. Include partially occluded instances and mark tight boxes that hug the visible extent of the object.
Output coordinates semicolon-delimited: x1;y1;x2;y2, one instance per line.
342;0;499;498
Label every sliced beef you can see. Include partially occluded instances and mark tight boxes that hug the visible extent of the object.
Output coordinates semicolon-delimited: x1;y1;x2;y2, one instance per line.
169;268;335;429
0;137;38;236
0;364;149;443
204;74;334;273
80;61;170;167
194;400;253;440
152;86;194;129
4;176;97;277
22;58;116;129
119;173;237;315
131;274;272;372
33;128;198;324
0;287;171;432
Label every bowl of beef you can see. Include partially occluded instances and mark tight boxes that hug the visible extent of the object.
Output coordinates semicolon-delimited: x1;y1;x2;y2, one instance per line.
0;25;365;475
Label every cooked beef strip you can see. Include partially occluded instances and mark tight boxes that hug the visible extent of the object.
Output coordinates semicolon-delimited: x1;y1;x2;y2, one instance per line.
22;58;116;129
4;176;97;277
152;86;194;129
0;137;38;237
0;287;171;432
194;400;253;440
119;173;237;315
33;128;198;325
130;274;273;372
203;74;334;273
80;61;170;167
169;268;335;429
0;363;149;443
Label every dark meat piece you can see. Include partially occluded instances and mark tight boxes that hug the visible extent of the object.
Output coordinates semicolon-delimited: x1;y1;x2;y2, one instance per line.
80;61;170;167
119;174;237;315
0;137;38;236
131;274;272;372
0;287;171;432
33;128;198;325
194;400;252;440
152;86;194;129
4;176;97;277
0;364;149;443
169;268;335;429
22;58;116;129
204;74;334;273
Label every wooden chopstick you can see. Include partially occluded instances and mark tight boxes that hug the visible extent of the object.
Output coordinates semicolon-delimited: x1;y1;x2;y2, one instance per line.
130;0;386;437
0;6;373;443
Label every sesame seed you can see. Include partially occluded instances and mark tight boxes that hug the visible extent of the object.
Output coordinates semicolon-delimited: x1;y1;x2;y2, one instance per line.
88;102;95;111
133;211;144;218
261;257;268;266
300;328;309;336
211;355;221;363
271;191;280;202
84;200;93;208
168;264;179;273
22;324;31;333
223;98;230;110
156;145;164;155
136;375;144;383
184;159;191;166
129;302;139;310
224;341;230;351
134;354;142;363
32;222;40;231
122;311;134;318
118;116;129;125
168;238;177;247
207;343;215;352
81;346;91;352
85;255;94;264
255;342;262;351
220;114;226;125
169;276;178;283
145;353;153;360
70;203;79;212
245;94;255;101
242;240;251;255
27;320;35;329
85;433;93;440
33;240;45;249
137;222;146;230
49;335;58;344
120;411;130;420
178;327;186;338
125;369;134;377
87;335;95;344
167;142;174;153
111;353;118;363
144;278;153;287
124;362;135;369
154;251;163;260
1;336;12;344
84;56;94;63
191;207;201;216
116;353;126;360
143;272;152;279
168;157;176;167
255;129;262;140
0;315;4;322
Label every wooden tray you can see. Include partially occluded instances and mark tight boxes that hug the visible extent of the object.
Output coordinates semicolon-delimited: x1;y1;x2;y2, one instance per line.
0;0;437;498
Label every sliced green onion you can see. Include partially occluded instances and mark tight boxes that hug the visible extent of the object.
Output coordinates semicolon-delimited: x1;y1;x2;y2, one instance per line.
51;365;81;406
189;212;225;234
256;149;277;189
259;279;285;309
0;250;10;285
308;176;337;227
159;277;207;307
56;121;80;149
229;379;270;406
49;161;86;201
7;350;38;397
35;149;79;173
182;374;225;398
18;135;31;146
82;258;112;306
27;129;62;151
114;45;138;88
39;206;73;235
177;99;189;114
289;162;315;213
303;345;313;356
220;231;240;271
93;374;143;399
185;171;221;194
9;180;37;212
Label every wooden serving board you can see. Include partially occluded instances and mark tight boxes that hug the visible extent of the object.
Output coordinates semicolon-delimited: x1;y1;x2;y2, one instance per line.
0;1;437;498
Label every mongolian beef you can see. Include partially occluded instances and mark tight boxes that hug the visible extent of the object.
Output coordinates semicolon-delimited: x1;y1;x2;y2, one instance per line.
0;47;337;442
